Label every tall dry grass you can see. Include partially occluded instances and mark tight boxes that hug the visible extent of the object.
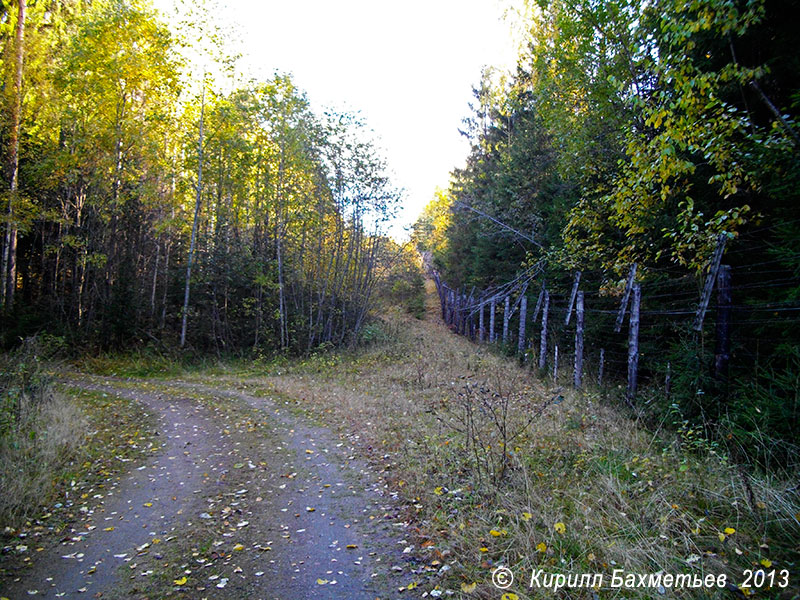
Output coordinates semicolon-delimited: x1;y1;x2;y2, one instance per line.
0;341;86;527
187;282;800;597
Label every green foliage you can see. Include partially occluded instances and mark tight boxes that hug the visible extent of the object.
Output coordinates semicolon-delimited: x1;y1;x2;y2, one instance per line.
416;0;800;468
377;240;426;319
0;0;401;355
728;344;800;471
358;320;392;346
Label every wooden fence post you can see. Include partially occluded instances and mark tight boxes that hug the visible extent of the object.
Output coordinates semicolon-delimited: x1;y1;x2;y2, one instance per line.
532;284;544;324
518;294;528;356
503;295;511;345
479;300;485;342
453;291;460;331
615;264;637;333
538;290;549;370
626;283;641;404
693;233;727;331
565;271;582;325
460;293;467;335
574;290;584;388
553;344;559;382
714;264;732;382
489;298;496;343
468;294;476;340
445;288;451;325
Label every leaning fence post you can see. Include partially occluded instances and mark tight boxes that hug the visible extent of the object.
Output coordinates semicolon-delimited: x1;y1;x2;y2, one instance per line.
615;264;637;333
693;233;727;331
518;294;528;357
626;283;641;404
531;284;544;324
574;291;584;388
565;271;582;325
714;264;732;382
538;290;549;370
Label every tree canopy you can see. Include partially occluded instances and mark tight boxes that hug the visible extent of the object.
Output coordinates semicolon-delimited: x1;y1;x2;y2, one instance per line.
0;0;401;353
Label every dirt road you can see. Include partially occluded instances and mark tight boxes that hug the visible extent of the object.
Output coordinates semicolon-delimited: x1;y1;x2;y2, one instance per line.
1;377;414;599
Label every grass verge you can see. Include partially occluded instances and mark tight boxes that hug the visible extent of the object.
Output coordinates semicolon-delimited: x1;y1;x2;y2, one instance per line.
176;284;800;599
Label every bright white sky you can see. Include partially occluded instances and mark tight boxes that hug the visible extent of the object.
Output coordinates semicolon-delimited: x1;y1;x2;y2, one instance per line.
153;0;520;240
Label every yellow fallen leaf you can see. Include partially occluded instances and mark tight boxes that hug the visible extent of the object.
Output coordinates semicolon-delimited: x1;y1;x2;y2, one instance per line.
461;582;477;593
501;594;520;600
306;506;315;512
522;512;532;521
536;542;547;553
104;527;114;532
317;578;329;585
406;582;418;590
760;558;772;568
143;502;153;507
346;544;358;549
233;543;245;551
479;547;488;553
724;527;736;535
554;522;566;534
490;529;502;537
718;533;726;542
434;486;444;496
173;576;187;586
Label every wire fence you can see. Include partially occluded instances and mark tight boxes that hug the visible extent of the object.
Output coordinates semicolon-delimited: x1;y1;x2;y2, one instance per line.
431;234;800;408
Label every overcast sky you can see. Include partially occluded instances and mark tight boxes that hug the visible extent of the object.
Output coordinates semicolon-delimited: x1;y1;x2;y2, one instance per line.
154;0;520;239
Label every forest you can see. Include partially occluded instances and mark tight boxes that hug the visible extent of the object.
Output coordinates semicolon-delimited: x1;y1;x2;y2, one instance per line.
0;0;406;355
414;0;799;467
1;1;799;597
